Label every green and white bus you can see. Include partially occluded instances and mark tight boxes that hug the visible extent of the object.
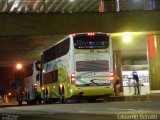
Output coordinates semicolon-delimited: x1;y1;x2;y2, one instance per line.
41;32;114;103
16;61;41;105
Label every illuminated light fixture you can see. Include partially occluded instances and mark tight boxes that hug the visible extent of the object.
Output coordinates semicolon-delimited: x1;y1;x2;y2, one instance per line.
18;6;22;12
109;72;114;81
123;33;132;43
110;76;114;81
60;84;63;89
8;92;12;96
71;73;75;77
110;72;114;76
87;32;95;36
10;0;21;11
71;34;76;37
34;83;38;88
34;84;38;89
70;89;73;92
16;63;23;70
69;0;74;2
71;73;76;84
42;69;45;73
42;87;45;90
106;33;110;36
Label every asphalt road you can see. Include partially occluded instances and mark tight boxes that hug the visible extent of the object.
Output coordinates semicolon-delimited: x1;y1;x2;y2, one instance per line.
0;101;160;120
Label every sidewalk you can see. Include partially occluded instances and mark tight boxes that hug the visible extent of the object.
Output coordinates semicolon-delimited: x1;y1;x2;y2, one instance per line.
107;94;160;102
0;102;18;107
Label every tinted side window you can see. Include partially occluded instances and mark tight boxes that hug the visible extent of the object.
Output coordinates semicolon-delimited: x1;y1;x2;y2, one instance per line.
43;70;58;84
25;64;33;77
43;38;70;63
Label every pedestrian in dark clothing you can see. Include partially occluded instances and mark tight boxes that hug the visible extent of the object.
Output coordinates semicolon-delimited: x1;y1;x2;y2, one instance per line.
114;75;121;96
132;71;140;95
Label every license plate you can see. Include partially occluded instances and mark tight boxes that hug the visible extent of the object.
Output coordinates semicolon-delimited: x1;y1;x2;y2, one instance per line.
89;83;97;86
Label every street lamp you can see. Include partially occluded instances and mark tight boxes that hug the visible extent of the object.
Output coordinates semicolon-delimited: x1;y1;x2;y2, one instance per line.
8;92;11;96
16;63;23;70
14;63;24;104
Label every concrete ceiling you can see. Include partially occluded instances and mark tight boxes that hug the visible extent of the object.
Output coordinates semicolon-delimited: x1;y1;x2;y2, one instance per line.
0;35;66;66
111;33;147;60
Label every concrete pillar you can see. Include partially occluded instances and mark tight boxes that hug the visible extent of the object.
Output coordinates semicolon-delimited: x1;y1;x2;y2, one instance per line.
113;50;123;92
99;0;116;12
115;0;120;11
147;34;160;92
99;0;105;12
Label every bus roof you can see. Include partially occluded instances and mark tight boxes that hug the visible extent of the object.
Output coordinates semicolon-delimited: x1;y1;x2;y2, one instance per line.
42;32;109;53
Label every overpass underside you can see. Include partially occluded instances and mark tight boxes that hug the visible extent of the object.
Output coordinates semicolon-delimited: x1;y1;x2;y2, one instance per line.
0;11;159;36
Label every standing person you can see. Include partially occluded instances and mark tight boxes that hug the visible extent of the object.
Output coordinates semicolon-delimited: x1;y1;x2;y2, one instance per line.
132;71;140;95
114;74;121;96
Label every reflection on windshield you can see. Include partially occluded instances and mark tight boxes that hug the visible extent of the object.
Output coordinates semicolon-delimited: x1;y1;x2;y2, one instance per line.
74;35;109;49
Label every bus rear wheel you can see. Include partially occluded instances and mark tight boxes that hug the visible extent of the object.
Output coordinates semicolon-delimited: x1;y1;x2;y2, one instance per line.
88;98;96;103
60;96;68;104
18;101;22;105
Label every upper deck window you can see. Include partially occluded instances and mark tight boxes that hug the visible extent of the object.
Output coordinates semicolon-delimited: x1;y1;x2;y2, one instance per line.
74;34;109;49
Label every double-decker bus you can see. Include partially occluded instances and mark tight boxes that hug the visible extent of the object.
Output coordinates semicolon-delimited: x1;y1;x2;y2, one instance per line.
15;61;41;105
41;32;114;103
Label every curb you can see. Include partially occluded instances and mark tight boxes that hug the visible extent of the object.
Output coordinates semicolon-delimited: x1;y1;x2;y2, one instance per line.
106;94;160;102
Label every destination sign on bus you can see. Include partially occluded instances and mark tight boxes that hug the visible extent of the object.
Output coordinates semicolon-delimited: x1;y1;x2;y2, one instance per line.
74;35;109;49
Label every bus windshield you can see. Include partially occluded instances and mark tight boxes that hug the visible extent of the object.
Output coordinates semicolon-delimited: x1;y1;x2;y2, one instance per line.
74;34;109;49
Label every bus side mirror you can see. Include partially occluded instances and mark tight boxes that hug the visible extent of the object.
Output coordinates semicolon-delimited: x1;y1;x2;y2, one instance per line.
35;61;41;71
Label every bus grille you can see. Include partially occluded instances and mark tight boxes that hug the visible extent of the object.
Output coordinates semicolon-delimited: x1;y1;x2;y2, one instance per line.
76;60;109;72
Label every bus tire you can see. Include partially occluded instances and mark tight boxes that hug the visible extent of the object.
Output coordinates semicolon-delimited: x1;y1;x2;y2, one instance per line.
37;99;41;104
18;101;22;105
27;101;31;105
88;98;96;103
60;96;68;104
